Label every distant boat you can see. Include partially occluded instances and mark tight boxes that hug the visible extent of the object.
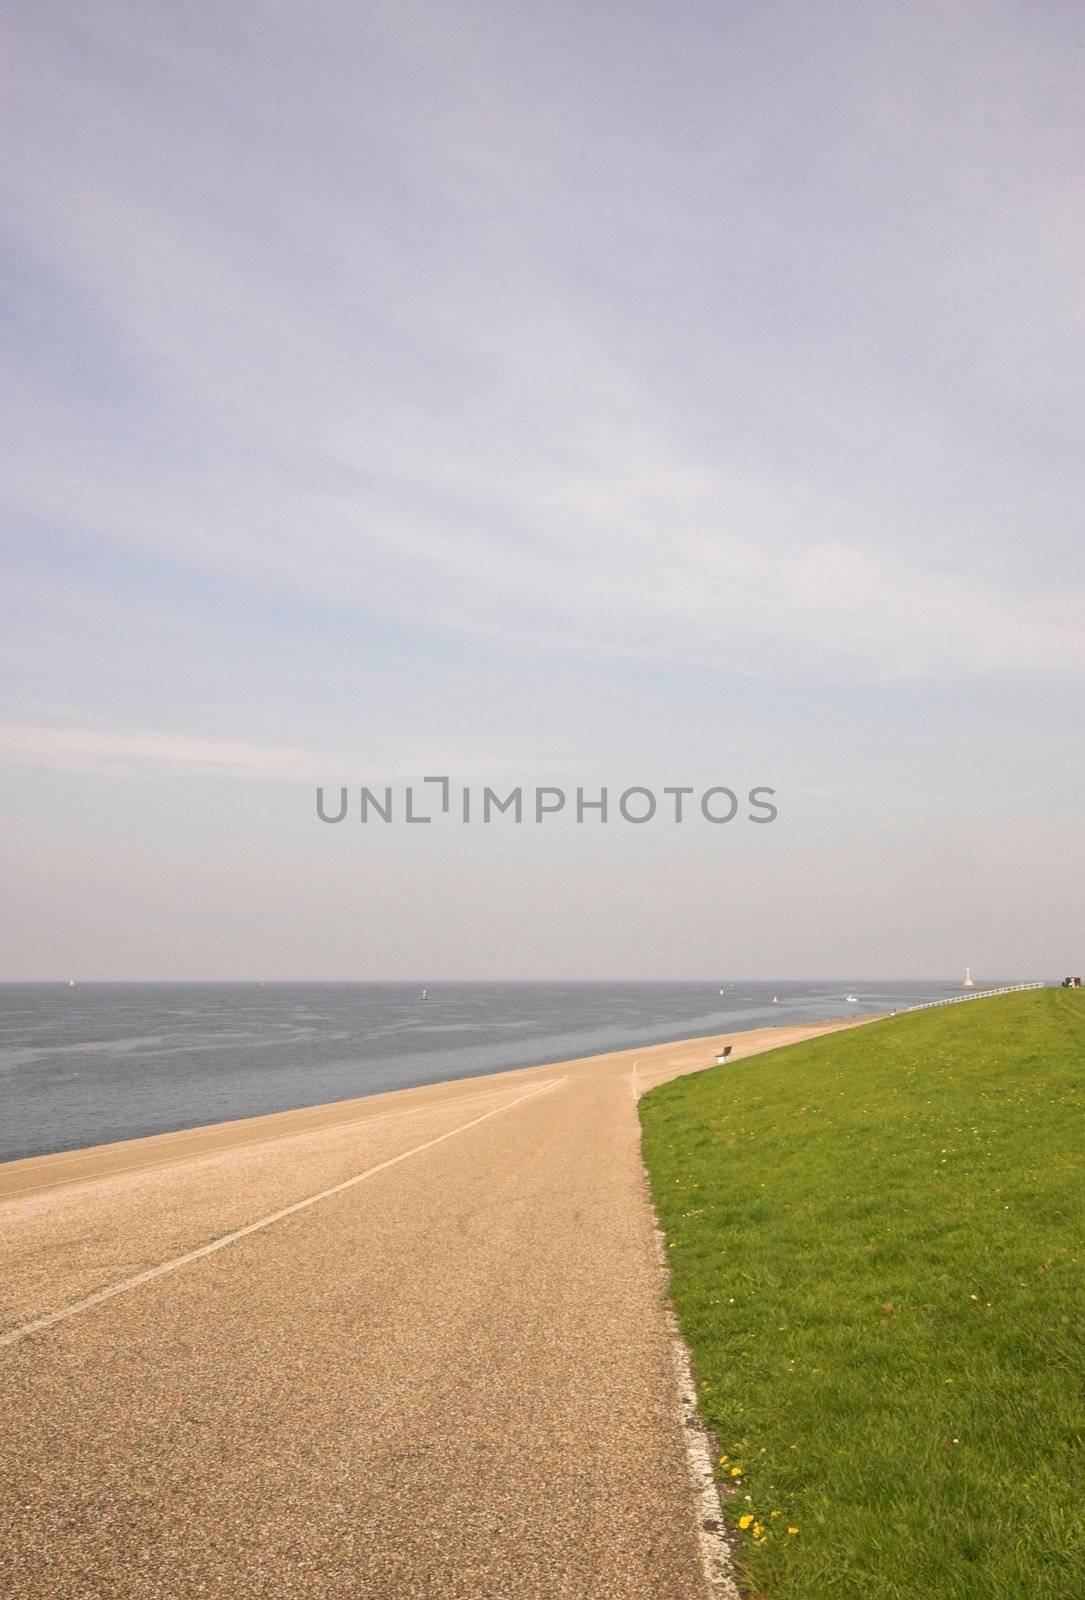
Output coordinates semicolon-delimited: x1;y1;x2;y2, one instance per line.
421;989;428;1000
772;994;780;1004
845;994;859;1003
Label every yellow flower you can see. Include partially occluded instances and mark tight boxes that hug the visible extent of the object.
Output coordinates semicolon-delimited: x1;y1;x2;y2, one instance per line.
788;1526;799;1536
730;1465;743;1478
970;1293;979;1301
719;1455;729;1466
770;1510;782;1519
738;1514;754;1530
752;1522;765;1538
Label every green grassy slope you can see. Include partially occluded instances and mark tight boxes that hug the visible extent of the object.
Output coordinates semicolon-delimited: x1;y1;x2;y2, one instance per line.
640;989;1083;1599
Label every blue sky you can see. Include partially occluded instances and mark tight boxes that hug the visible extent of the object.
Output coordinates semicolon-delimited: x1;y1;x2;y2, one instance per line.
1;2;1082;979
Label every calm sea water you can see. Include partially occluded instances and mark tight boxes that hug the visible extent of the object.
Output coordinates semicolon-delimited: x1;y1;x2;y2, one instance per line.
1;980;963;1162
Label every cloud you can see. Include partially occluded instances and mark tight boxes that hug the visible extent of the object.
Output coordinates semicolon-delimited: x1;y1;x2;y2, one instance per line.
0;724;320;780
2;2;1083;688
0;721;571;784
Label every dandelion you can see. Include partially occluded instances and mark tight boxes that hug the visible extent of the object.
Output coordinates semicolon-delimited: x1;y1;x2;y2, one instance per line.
730;1465;743;1478
788;1527;800;1536
738;1514;754;1530
719;1455;729;1466
753;1522;765;1539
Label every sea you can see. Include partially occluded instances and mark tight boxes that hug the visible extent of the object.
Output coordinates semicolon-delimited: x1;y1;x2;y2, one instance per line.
0;979;971;1162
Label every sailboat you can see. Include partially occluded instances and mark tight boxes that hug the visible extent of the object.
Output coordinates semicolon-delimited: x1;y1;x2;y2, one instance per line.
421;988;428;1001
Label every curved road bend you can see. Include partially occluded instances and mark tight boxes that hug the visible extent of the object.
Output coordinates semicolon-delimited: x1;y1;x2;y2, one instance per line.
0;1020;866;1599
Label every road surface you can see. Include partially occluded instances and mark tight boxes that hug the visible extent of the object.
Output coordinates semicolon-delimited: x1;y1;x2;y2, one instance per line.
0;1020;866;1598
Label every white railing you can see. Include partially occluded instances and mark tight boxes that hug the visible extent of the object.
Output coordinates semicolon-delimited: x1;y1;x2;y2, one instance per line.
907;981;1046;1013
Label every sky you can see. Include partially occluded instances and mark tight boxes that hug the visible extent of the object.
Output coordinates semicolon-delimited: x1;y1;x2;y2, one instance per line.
1;0;1082;981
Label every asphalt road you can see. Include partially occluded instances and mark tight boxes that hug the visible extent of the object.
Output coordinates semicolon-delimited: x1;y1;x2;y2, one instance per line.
0;1021;862;1598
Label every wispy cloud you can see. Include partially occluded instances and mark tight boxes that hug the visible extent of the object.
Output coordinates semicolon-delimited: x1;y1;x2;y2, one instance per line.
3;3;1082;687
2;4;1083;979
0;722;576;784
0;724;320;780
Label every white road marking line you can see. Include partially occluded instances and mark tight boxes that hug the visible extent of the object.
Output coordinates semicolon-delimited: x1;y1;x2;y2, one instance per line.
0;1077;565;1351
636;1063;697;1084
1;1081;541;1203
652;1228;740;1599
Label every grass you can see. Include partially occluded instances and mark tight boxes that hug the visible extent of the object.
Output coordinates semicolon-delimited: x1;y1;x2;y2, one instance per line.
639;989;1084;1599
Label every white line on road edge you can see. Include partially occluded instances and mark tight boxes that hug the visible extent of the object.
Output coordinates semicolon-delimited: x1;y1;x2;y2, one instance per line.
653;1227;741;1599
0;1077;565;1351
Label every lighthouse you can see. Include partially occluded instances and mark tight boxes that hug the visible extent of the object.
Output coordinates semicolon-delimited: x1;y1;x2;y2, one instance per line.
963;966;975;988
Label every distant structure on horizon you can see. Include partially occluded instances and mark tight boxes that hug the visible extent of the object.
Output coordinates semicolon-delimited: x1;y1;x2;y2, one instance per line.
962;966;975;988
1062;976;1082;988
